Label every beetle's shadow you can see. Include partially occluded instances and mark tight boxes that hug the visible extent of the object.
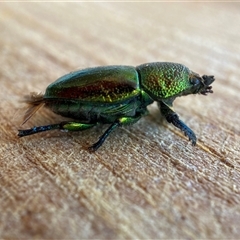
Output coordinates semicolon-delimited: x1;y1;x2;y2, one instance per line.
146;104;165;124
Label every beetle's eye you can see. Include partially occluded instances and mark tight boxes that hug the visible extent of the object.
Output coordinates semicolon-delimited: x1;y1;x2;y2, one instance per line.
190;78;200;86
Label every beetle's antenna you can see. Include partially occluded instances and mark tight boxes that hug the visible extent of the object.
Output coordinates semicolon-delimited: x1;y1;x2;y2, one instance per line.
21;92;45;125
200;75;215;95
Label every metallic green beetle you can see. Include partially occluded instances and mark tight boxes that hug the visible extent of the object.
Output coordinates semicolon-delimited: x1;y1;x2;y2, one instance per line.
18;62;214;151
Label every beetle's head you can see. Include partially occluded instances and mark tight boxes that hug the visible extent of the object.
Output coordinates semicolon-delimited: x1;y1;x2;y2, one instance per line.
185;72;215;96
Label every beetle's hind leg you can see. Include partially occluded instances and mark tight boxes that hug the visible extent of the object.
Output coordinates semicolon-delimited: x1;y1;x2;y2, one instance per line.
18;121;95;137
18;115;143;152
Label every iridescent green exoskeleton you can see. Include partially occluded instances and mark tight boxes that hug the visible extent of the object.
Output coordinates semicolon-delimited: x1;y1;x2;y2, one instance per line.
18;62;215;151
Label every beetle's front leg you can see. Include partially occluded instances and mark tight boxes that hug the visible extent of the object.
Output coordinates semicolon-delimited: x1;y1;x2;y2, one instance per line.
158;101;197;145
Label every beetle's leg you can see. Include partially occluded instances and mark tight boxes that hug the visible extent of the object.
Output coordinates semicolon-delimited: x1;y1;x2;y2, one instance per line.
18;121;95;137
158;101;197;145
89;114;143;152
89;122;119;152
18;124;60;137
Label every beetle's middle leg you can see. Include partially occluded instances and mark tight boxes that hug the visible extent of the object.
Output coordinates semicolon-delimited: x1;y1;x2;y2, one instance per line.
158;101;197;145
89;114;143;152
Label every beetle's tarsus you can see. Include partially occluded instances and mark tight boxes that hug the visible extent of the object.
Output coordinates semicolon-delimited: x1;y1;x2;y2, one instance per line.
18;129;29;137
88;143;100;152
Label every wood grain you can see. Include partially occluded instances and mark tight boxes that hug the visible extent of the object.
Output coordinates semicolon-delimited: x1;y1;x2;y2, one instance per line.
0;2;239;239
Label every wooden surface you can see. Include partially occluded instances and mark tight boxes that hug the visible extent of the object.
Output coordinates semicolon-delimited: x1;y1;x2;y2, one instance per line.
1;2;240;239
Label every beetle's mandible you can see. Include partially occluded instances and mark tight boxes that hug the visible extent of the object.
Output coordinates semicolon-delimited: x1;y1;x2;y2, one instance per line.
18;62;215;151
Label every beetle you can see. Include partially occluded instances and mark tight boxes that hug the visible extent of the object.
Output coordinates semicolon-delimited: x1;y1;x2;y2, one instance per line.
18;62;215;151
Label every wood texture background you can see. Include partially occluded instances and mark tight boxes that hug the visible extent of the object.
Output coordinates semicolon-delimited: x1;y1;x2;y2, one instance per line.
0;2;240;239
